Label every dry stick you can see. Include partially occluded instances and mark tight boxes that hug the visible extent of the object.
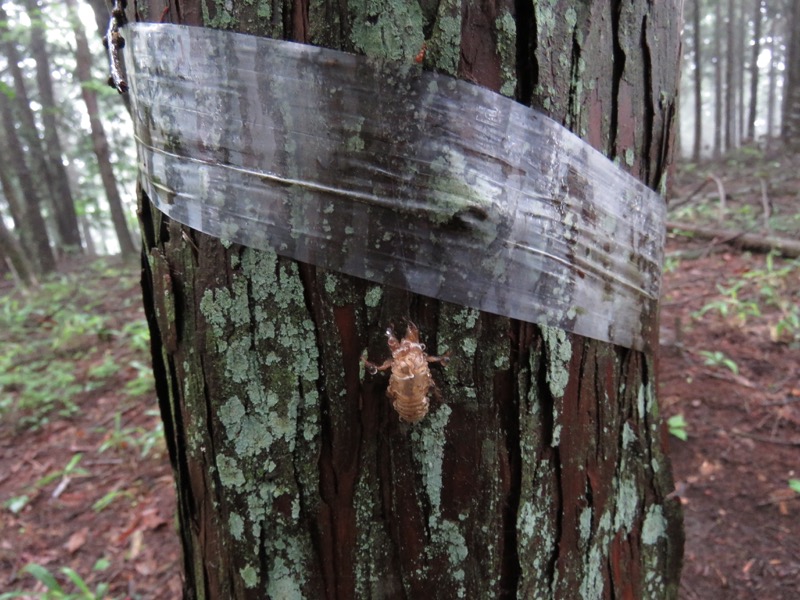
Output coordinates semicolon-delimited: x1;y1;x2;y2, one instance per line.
666;221;800;258
731;429;800;447
759;177;771;231
104;0;128;94
707;173;727;212
669;176;714;210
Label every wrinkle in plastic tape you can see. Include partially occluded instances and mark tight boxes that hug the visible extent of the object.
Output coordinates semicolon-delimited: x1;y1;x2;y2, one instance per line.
124;24;666;352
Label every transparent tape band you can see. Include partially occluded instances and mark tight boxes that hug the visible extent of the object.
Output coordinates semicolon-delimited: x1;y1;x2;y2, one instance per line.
124;24;665;352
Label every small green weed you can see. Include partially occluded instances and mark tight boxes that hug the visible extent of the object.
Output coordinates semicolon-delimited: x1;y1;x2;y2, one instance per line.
0;262;150;429
698;350;739;374
0;560;113;600
693;254;800;343
667;414;688;441
3;454;88;515
97;410;164;458
789;479;800;494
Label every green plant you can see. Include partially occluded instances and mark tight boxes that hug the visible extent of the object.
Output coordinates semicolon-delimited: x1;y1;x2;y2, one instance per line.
667;414;688;441
693;254;800;343
698;350;739;374
789;479;800;494
117;319;150;353
3;454;89;514
92;488;135;512
0;561;113;600
97;410;164;458
124;360;155;398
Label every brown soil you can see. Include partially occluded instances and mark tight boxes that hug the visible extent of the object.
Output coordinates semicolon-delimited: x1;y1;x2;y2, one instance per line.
1;156;798;597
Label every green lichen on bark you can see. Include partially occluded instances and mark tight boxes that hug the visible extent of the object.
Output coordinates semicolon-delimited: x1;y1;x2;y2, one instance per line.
410;404;469;598
348;0;425;62
494;10;517;97
194;246;321;595
426;0;462;76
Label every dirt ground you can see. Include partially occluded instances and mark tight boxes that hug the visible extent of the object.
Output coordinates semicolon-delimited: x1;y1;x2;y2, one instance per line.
1;157;798;598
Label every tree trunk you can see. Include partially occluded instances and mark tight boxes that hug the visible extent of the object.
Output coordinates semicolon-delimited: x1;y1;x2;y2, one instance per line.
0;216;37;288
714;1;724;157
0;4;71;252
765;11;779;148
0;96;55;274
135;1;683;598
746;0;762;141
67;0;137;257
725;0;737;150
783;0;800;147
692;0;703;160
25;0;84;251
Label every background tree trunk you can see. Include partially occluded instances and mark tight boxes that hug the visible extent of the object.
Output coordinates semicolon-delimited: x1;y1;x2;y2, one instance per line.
714;1;724;157
692;0;703;161
0;4;74;253
746;0;762;141
67;0;137;257
725;0;737;151
135;1;683;598
25;0;84;251
782;0;800;147
0;95;55;274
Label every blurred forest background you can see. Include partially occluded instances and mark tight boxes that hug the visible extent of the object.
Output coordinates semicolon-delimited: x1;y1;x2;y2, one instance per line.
0;0;798;598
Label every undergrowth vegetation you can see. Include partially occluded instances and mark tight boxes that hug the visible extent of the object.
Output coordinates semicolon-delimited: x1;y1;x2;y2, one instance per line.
0;259;154;429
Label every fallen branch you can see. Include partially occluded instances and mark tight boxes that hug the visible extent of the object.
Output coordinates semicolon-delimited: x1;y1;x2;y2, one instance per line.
666;221;800;258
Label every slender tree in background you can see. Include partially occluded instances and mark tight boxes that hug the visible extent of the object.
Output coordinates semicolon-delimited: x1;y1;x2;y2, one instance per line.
0;94;55;274
746;0;763;141
766;8;779;147
0;3;79;253
725;0;737;150
0;217;37;287
24;0;83;250
66;0;137;257
692;0;703;160
783;0;800;146
134;0;684;597
714;1;724;157
736;0;745;141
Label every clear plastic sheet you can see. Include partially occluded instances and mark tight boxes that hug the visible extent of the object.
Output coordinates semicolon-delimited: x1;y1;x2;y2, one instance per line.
124;24;666;351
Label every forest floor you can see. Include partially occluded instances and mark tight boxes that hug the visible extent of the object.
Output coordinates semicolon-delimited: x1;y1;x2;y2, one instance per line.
0;150;799;598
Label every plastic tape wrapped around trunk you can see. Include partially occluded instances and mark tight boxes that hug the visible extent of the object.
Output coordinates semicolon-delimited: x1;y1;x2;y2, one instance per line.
123;23;666;352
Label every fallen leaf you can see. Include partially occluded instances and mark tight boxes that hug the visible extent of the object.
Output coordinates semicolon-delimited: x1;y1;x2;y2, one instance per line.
742;558;755;574
129;529;143;560
65;527;88;554
139;507;167;531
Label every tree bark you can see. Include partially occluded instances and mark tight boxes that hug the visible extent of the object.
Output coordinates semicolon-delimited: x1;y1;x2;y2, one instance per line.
24;0;84;251
67;0;137;257
135;1;683;598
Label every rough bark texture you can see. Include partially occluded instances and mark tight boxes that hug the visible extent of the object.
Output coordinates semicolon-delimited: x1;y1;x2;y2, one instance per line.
135;1;683;598
68;0;138;257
